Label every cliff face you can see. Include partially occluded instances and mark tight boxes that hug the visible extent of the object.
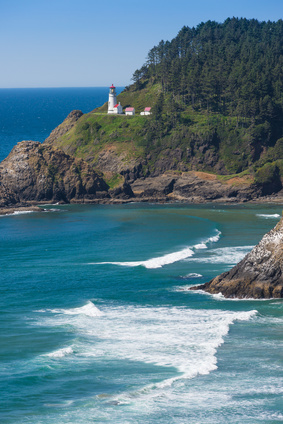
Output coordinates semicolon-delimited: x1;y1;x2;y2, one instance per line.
194;217;283;298
0;140;108;206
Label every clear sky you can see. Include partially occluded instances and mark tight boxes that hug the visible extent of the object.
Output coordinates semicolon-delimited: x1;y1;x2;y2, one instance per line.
1;0;283;88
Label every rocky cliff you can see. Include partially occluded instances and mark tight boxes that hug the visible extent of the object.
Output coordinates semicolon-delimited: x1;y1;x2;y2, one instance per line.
193;216;283;298
0;140;108;207
0;138;281;209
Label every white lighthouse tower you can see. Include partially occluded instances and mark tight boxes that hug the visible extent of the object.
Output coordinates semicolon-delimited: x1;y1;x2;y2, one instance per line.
108;84;123;114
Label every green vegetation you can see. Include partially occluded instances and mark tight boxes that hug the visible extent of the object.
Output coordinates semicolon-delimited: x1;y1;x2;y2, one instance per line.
52;18;283;189
106;173;124;189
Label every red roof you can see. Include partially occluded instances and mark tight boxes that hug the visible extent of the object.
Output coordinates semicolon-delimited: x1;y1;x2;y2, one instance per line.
114;104;119;108
125;107;134;112
144;107;151;112
110;84;115;88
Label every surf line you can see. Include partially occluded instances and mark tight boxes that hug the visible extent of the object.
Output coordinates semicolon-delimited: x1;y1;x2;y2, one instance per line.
90;230;221;269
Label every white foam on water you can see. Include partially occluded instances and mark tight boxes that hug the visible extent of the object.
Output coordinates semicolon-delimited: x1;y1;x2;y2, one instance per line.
40;301;103;317
194;242;207;249
44;400;74;408
46;346;74;358
32;302;263;422
190;289;283;303
37;301;257;387
208;231;222;243
94;247;195;269
12;210;35;215
0;210;35;217
91;229;221;269
256;213;280;219
181;273;203;278
43;208;67;213
188;245;254;265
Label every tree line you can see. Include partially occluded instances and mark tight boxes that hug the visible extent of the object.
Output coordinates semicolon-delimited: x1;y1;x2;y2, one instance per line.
132;18;283;125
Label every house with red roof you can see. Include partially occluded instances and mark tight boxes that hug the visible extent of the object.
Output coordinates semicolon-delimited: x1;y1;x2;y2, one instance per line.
125;107;135;116
140;107;151;116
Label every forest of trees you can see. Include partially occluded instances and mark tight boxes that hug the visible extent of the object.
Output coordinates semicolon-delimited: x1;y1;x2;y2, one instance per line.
127;18;283;181
133;18;283;123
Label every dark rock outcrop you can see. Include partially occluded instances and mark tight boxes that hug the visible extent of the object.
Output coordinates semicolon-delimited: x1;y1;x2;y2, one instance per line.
109;182;134;200
129;172;258;202
193;216;283;298
0;140;108;206
131;175;176;199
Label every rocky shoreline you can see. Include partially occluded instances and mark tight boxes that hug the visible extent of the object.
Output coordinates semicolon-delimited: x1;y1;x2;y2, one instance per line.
1;139;283;213
191;215;283;299
1;191;283;216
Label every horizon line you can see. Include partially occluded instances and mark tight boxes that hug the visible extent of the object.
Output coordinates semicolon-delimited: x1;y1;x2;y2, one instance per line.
0;85;127;90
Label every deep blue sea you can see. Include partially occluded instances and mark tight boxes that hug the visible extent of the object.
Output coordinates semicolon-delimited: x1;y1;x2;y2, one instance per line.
0;87;124;162
0;89;282;424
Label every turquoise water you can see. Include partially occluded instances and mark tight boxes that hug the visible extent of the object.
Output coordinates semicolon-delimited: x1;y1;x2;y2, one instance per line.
0;204;282;423
0;88;282;423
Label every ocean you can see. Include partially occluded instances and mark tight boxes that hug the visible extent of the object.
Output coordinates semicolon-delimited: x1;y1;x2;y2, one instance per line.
0;89;282;424
0;87;124;162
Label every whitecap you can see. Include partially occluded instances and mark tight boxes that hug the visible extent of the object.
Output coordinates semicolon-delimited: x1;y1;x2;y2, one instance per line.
42;303;257;380
94;247;195;269
180;273;203;279
46;346;73;358
62;302;103;317
256;213;280;219
39;301;103;317
194;242;207;249
188;245;254;265
34;301;258;409
92;229;221;269
192;289;279;302
0;210;36;217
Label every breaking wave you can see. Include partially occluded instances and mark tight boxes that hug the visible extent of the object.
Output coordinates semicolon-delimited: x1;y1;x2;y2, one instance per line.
256;214;280;219
36;302;257;387
91;230;221;269
39;301;103;317
46;346;73;358
187;245;254;265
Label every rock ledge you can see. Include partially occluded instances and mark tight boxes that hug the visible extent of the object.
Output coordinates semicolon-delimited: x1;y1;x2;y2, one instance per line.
192;216;283;298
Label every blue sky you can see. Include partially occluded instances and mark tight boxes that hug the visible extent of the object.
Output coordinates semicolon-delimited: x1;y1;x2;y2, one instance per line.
1;0;283;88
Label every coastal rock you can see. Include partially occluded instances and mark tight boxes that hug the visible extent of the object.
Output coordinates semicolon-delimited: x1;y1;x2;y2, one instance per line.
108;182;134;199
172;172;257;201
131;175;175;198
0;140;108;206
44;110;83;146
193;216;283;298
129;172;258;202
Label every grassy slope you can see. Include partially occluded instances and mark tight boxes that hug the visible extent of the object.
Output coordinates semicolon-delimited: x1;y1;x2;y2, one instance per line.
49;81;283;189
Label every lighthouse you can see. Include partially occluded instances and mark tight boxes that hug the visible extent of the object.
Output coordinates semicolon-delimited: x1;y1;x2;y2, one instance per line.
108;84;123;114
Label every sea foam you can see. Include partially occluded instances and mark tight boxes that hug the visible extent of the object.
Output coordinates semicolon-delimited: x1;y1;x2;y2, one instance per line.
256;213;280;219
0;210;36;217
91;229;221;269
37;301;257;387
40;301;103;317
188;245;254;265
46;346;73;358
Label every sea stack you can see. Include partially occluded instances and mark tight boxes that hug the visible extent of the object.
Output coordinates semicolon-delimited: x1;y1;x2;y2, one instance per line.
193;215;283;299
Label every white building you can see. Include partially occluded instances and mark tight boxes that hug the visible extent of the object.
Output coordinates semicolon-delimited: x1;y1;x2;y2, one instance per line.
140;107;151;116
108;84;123;114
113;102;123;114
125;107;135;116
